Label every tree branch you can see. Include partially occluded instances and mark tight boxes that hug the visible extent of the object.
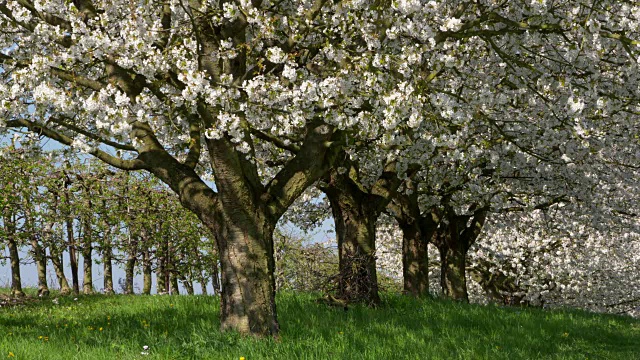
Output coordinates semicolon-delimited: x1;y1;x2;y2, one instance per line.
265;120;339;219
5;118;147;170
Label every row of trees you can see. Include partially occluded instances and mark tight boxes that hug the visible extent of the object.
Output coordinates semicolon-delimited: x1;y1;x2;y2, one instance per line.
1;0;639;336
0;142;220;298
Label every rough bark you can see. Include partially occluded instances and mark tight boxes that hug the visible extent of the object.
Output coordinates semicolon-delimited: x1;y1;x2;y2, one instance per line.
206;199;279;335
399;219;430;297
327;190;380;305
433;208;487;302
437;233;469;301
323;177;378;304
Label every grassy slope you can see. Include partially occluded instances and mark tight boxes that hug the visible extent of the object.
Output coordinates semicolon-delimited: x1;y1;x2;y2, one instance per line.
0;291;638;360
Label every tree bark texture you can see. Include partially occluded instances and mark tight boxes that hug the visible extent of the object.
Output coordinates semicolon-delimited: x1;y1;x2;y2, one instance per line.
209;202;279;336
433;208;487;302
325;182;381;305
399;219;430;297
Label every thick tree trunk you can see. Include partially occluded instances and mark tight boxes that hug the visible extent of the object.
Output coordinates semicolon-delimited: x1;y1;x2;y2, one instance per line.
103;245;114;295
31;238;50;297
433;208;487;302
325;185;380;305
7;232;25;298
205;202;279;336
325;183;380;305
142;249;152;295
399;220;430;297
437;238;469;301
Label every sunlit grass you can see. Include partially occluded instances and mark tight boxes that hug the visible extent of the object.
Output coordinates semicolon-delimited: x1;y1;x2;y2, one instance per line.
1;290;638;359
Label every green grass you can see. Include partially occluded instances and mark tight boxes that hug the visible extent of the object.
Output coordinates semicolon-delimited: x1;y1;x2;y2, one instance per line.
1;291;638;359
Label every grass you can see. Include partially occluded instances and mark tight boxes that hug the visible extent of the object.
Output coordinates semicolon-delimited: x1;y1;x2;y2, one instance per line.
1;290;639;359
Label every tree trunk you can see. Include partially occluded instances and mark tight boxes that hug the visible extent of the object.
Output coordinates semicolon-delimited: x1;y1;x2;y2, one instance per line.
31;238;50;297
325;185;380;305
6;226;25;297
50;250;72;295
183;278;194;295
66;219;80;295
205;202;279;336
63;184;80;295
433;208;487;302
103;245;114;295
156;256;167;295
437;237;469;301
124;255;136;294
199;274;209;295
142;249;152;295
211;260;220;295
170;273;180;295
82;223;94;294
399;220;430;297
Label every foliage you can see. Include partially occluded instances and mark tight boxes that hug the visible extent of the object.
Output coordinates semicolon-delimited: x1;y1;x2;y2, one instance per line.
274;229;338;293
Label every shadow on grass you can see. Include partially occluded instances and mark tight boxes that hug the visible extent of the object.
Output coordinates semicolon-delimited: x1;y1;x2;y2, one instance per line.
1;291;638;359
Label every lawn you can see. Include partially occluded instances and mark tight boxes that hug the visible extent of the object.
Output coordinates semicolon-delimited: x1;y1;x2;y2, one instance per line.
1;290;638;359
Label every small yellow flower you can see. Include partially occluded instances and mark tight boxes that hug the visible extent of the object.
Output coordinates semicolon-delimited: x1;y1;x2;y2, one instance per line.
99;328;103;331
240;357;246;360
8;352;15;358
38;336;43;340
562;332;569;337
